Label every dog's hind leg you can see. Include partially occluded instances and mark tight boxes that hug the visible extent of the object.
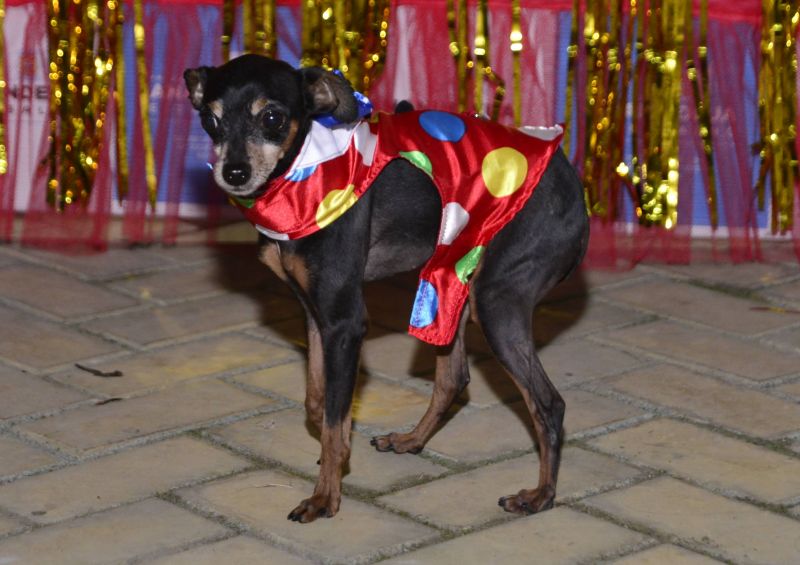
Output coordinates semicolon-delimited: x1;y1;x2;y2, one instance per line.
371;306;470;454
468;149;586;514
473;280;564;514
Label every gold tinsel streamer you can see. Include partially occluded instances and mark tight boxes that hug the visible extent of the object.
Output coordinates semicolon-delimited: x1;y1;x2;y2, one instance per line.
579;0;628;221
256;0;276;56
446;0;505;120
300;0;390;95
510;0;523;126
563;0;579;157
447;0;469;112
242;0;276;57
46;0;119;209
222;0;235;62
756;0;798;234
685;0;717;228
221;0;277;63
568;0;713;229
0;0;7;176
474;0;505;120
633;0;686;229
132;0;157;206
114;1;128;201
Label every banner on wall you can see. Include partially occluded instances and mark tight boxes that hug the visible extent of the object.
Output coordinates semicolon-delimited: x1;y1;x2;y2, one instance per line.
5;1;49;213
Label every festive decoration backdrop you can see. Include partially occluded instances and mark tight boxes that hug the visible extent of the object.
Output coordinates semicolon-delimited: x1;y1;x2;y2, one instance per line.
0;0;798;265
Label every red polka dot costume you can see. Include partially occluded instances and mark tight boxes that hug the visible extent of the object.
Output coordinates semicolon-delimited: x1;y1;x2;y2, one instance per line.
233;110;564;346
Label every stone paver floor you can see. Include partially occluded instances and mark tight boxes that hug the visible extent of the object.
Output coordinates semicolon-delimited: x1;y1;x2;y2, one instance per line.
1;237;799;564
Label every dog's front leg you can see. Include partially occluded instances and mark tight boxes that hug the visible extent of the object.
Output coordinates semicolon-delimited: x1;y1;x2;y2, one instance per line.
287;311;364;522
261;242;326;432
287;286;366;523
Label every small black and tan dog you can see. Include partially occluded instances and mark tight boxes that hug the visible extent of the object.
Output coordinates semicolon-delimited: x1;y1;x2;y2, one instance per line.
184;54;589;524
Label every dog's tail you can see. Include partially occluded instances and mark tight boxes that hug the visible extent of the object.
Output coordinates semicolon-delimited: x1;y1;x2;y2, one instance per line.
394;100;415;114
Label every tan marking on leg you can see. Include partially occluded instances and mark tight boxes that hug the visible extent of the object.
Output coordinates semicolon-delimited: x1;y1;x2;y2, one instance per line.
469;272;562;515
305;317;324;432
258;243;288;282
288;414;352;523
263;248;319;428
315;416;352;516
282;253;312;293
521;386;558;488
497;358;562;515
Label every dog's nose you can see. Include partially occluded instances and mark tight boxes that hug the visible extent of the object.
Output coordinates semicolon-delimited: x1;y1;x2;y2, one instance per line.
222;163;251;186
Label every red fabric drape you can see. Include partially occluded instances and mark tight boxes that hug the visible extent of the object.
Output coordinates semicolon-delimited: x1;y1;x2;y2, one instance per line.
0;0;797;264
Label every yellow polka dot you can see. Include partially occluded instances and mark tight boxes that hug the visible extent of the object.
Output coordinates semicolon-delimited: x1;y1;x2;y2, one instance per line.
316;185;358;229
481;147;528;198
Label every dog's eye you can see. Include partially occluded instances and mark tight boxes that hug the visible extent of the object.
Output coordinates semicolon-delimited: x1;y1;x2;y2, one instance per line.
201;112;220;134
262;110;286;131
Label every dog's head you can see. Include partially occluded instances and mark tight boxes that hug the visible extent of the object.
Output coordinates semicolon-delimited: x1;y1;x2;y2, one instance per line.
184;54;359;197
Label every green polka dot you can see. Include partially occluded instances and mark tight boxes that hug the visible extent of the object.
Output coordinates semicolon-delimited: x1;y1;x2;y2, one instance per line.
399;151;433;177
455;246;485;283
230;195;255;209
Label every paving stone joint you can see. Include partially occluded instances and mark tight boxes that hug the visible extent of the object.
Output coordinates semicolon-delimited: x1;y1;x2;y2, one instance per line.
0;241;799;564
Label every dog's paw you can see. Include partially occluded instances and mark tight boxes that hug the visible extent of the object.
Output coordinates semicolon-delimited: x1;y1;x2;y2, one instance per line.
498;486;555;515
370;433;423;454
287;494;338;523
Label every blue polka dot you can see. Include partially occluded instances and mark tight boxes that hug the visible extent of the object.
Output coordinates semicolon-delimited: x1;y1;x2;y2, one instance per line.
419;111;466;142
285;164;317;182
410;280;439;328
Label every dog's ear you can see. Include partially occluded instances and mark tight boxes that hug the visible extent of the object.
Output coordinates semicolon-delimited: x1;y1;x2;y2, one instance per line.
300;67;359;123
183;67;211;110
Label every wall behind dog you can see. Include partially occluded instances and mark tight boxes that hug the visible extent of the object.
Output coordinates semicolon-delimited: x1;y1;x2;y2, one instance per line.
0;0;796;263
